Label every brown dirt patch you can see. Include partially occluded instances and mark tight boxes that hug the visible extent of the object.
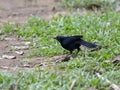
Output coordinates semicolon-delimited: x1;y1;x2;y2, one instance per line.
0;0;88;25
0;35;64;72
0;0;61;25
0;35;29;70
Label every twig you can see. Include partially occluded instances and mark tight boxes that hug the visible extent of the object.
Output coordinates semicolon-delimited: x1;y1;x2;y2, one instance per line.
55;55;72;63
96;73;120;90
69;79;76;90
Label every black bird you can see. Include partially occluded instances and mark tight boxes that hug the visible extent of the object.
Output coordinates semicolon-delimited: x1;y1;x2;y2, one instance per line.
54;35;98;54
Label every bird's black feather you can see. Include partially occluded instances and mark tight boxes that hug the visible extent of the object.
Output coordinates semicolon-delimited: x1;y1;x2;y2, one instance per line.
54;35;98;54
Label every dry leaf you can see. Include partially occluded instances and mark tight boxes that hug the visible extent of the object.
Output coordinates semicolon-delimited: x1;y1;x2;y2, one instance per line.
104;55;120;64
4;37;16;41
2;55;16;59
112;55;120;64
11;46;29;50
15;51;24;55
24;42;31;45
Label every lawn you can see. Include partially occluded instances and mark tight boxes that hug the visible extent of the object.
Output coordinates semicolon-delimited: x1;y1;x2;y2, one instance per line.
0;1;120;90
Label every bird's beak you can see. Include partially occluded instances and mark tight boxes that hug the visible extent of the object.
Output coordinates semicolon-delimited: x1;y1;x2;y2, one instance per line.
53;37;57;39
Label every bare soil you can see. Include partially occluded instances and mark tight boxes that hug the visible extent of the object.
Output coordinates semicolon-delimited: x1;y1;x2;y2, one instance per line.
0;0;61;25
0;34;65;72
0;0;65;72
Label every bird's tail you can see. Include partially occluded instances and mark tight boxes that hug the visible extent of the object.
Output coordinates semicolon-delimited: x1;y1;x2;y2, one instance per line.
80;40;97;48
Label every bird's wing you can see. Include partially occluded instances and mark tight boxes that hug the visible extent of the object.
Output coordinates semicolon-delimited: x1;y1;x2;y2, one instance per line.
63;36;82;45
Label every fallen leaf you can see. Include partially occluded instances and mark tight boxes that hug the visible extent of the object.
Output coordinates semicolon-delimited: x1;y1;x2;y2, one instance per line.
0;66;9;69
15;51;24;55
24;42;31;45
2;55;16;59
112;55;120;64
23;64;31;68
4;37;16;41
104;60;112;63
11;46;29;50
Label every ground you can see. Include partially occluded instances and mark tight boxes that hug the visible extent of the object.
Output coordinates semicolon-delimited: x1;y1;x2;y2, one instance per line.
0;1;120;89
0;0;57;25
0;0;64;72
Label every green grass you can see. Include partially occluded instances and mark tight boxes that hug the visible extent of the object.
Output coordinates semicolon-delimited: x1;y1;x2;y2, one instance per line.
0;12;120;90
9;12;120;57
60;0;119;11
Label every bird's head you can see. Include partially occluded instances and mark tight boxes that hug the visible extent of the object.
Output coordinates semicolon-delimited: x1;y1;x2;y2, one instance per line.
53;36;65;43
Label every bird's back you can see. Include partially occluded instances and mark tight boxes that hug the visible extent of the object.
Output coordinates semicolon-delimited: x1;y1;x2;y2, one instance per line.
61;36;82;51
